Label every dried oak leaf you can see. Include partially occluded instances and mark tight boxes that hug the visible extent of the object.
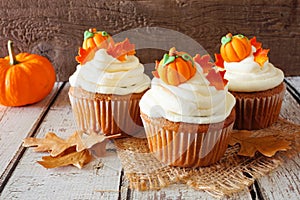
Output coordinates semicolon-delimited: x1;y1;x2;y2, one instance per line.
38;146;92;169
23;131;84;157
229;130;292;157
23;131;119;169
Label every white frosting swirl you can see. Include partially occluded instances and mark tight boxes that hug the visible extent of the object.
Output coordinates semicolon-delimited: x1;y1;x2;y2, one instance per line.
139;64;236;124
69;49;150;95
224;47;284;92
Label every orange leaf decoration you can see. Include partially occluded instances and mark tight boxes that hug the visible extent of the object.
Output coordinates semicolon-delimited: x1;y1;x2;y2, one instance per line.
75;47;95;65
214;53;225;69
152;60;160;78
250;36;262;50
193;54;214;73
250;36;269;67
206;69;228;90
229;130;292;157
106;38;136;61
254;48;269;67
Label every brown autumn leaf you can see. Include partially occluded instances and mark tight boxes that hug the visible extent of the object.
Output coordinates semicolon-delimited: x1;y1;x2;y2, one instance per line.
38;146;92;169
23;131;85;157
23;131;120;169
229;130;292;157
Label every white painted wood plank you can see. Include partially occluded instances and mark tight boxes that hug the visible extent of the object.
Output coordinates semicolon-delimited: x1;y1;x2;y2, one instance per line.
127;182;252;200
286;76;300;92
0;83;123;200
255;90;300;200
280;89;300;124
0;82;63;185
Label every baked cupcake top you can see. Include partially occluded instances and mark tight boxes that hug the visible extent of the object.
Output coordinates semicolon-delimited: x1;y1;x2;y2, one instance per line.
215;33;284;92
69;28;150;95
139;47;235;124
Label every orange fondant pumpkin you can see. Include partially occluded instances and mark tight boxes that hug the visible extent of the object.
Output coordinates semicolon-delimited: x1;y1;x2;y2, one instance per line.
0;41;56;106
82;28;114;50
220;33;252;62
154;47;196;86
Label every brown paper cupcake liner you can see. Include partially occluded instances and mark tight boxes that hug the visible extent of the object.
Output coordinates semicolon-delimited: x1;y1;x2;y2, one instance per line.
232;83;286;130
140;110;235;167
69;86;146;138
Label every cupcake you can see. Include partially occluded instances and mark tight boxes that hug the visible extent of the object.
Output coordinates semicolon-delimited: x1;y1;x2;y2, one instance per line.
215;33;285;130
69;28;151;138
139;47;236;167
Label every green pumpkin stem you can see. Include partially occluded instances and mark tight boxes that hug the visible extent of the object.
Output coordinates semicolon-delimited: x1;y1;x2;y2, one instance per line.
8;40;18;65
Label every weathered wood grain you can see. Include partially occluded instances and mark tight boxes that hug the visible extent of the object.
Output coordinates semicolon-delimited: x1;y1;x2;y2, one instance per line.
0;82;63;190
0;0;299;81
286;76;300;95
124;181;253;200
0;83;123;199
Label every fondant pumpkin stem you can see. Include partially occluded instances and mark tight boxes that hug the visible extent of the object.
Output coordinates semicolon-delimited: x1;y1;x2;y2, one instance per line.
226;33;233;38
169;47;177;56
7;40;18;66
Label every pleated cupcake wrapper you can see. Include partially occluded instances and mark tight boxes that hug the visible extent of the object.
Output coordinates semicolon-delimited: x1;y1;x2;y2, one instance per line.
234;86;286;130
141;117;234;167
69;93;143;138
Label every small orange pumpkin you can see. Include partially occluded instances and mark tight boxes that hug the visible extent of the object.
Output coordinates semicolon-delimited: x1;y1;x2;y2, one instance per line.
220;33;252;62
82;28;114;50
153;47;196;86
0;41;56;106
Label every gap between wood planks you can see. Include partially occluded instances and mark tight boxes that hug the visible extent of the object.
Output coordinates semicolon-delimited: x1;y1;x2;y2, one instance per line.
284;79;300;104
0;82;66;194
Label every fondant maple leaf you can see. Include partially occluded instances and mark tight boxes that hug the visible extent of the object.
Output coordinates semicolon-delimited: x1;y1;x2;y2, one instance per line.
106;38;136;61
206;69;228;90
250;36;269;67
214;53;225;69
254;48;269;67
193;54;214;73
250;37;262;50
75;47;95;65
152;60;160;78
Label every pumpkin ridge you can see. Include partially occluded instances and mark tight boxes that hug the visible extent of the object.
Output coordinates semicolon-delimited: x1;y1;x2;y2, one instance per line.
227;42;239;61
174;59;181;84
167;61;180;86
231;39;247;61
185;60;191;80
220;45;228;62
239;40;251;60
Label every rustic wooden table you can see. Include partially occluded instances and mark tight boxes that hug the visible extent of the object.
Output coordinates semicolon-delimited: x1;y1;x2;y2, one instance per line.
0;77;299;200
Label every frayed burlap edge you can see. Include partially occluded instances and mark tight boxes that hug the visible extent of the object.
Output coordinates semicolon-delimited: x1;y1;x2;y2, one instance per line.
114;118;300;198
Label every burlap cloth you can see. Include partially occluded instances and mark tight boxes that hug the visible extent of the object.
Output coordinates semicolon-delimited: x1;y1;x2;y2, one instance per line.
114;119;300;198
